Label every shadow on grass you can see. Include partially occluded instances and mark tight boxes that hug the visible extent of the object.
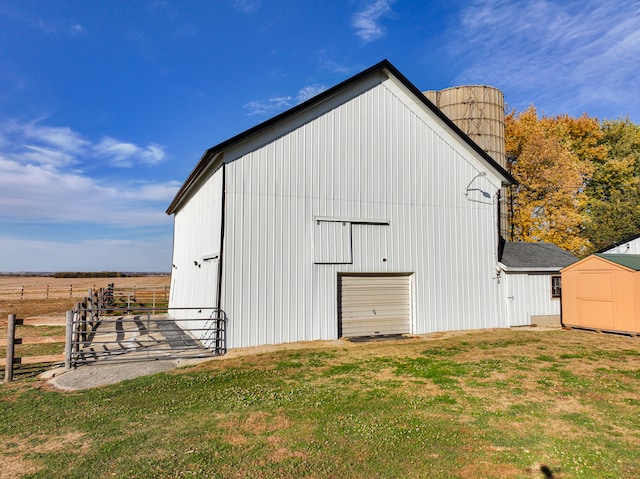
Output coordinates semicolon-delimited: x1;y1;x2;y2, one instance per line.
1;361;61;381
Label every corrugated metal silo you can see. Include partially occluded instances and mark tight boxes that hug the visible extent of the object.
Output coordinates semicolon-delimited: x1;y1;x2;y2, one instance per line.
424;85;505;168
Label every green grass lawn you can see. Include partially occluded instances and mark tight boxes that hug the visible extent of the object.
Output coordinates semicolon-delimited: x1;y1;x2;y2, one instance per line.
2;328;640;478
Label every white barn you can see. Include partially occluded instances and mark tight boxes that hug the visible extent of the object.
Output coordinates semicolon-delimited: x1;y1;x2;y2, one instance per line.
600;233;640;255
497;241;577;327
166;60;515;352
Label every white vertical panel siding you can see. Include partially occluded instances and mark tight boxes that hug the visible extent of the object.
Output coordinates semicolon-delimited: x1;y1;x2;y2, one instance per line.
605;239;640;254
506;273;560;326
218;77;503;349
169;167;224;333
314;221;352;264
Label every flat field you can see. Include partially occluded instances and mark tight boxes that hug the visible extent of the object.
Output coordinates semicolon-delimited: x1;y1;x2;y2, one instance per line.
0;275;171;323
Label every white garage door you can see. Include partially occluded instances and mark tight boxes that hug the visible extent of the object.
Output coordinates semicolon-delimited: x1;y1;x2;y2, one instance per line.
339;274;411;338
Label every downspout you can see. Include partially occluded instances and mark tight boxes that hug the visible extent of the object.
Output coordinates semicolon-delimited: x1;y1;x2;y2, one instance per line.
496;189;506;260
216;163;227;354
495;189;506;328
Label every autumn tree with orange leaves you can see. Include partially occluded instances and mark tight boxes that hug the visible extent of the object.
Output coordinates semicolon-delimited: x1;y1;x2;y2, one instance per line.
505;106;603;255
506;107;640;255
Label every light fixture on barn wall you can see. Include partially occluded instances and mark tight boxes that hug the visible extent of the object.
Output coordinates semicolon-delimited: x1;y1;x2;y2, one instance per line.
464;171;492;203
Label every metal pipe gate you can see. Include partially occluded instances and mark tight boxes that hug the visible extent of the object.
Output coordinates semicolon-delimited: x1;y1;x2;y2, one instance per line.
65;306;227;368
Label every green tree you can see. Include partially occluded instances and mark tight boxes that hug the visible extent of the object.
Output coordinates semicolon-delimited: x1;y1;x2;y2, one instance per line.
584;117;640;251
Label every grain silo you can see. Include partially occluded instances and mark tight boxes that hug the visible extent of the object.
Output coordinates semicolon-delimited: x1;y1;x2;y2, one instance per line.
424;85;505;168
424;85;509;236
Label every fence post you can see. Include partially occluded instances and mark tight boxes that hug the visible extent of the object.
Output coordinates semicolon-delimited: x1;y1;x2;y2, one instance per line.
65;310;73;369
87;289;94;329
98;288;104;310
5;314;16;382
76;301;85;344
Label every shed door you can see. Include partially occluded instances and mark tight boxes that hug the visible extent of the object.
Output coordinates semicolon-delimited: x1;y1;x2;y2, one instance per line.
339;275;411;338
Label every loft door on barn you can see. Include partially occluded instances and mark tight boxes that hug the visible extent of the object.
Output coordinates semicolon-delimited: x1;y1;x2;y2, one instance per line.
339;274;411;338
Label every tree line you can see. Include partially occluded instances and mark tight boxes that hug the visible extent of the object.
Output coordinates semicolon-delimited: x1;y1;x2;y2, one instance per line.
52;272;128;278
505;107;640;257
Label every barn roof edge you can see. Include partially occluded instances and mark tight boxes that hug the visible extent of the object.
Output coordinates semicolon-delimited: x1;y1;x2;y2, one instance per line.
166;59;516;215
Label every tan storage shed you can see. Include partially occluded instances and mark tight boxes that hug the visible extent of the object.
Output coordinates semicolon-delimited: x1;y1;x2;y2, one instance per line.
561;254;640;334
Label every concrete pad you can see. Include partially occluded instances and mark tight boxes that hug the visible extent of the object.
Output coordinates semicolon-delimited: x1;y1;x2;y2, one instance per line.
47;360;180;390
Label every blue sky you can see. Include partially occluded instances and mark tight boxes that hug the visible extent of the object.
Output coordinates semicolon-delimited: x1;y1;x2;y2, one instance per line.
1;0;639;272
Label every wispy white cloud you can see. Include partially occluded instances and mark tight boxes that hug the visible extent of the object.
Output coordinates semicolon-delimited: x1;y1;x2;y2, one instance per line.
449;0;640;119
69;24;85;35
351;0;395;42
0;120;88;169
318;57;357;76
94;137;166;167
0;119;178;227
243;96;292;116
33;18;87;36
296;84;328;103
0;155;178;226
243;84;328;116
1;119;167;169
232;0;262;14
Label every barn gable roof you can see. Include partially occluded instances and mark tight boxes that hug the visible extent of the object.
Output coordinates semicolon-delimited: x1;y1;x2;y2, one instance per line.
499;241;578;272
167;59;516;215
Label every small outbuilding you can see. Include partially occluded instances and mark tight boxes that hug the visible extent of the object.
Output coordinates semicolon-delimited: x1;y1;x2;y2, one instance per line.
561;254;640;334
498;241;577;327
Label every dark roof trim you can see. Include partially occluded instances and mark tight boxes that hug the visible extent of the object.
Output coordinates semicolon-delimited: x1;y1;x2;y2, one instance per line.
167;59;516;215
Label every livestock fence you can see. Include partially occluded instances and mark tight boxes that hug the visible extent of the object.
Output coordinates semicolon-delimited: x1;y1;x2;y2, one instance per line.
0;281;170;302
1;314;66;382
1;283;219;382
65;305;225;368
2;288;107;381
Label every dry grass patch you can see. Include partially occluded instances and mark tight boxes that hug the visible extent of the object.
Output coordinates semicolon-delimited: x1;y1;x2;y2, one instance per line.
0;432;88;479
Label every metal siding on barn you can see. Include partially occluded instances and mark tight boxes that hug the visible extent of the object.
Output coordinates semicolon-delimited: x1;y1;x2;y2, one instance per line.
216;75;505;349
314;220;352;264
169;166;224;334
603;238;640;255
339;275;411;337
